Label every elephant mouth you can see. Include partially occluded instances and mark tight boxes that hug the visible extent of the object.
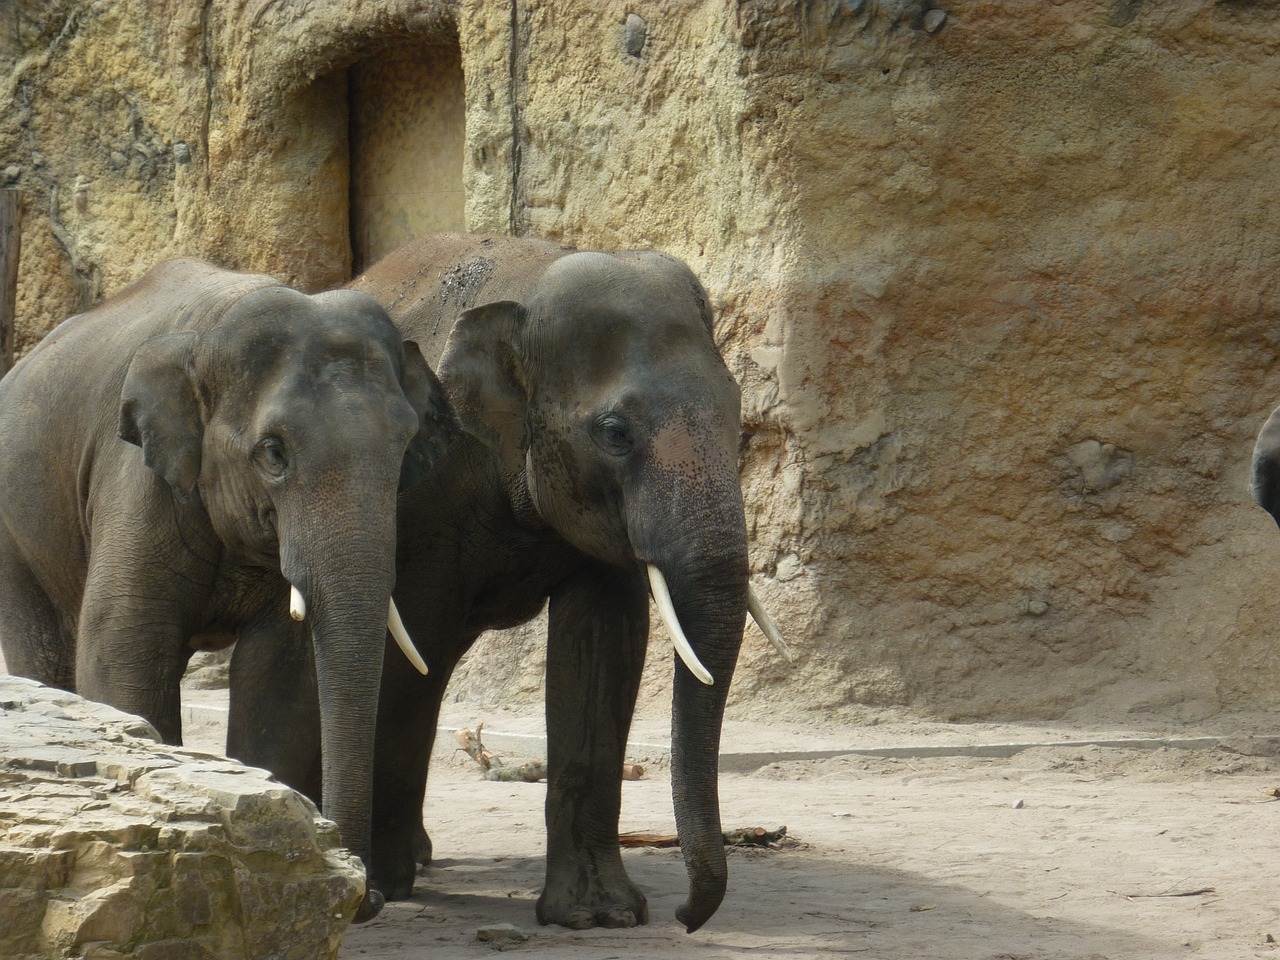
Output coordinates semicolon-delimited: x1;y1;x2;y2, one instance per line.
285;581;428;676
645;563;793;686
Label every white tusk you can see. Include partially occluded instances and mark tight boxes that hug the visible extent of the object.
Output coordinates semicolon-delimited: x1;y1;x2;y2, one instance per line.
388;598;428;676
647;564;714;686
289;585;306;622
748;585;794;663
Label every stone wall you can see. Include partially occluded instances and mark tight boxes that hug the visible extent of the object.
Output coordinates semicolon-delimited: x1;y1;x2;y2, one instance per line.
3;0;1280;723
0;675;364;959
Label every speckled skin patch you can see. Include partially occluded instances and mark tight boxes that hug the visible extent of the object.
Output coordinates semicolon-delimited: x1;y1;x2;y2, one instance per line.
439;256;496;312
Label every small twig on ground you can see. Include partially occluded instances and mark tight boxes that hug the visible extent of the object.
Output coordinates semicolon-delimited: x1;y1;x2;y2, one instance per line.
1123;886;1216;900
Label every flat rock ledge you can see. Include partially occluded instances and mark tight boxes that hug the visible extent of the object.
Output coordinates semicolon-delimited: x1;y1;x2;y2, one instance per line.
0;675;364;960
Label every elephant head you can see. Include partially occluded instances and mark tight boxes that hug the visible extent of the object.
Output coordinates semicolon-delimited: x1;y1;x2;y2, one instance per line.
119;284;454;923
440;251;786;931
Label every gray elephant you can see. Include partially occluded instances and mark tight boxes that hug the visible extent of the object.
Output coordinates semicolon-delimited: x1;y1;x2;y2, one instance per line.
0;258;456;924
341;233;787;931
1253;407;1280;524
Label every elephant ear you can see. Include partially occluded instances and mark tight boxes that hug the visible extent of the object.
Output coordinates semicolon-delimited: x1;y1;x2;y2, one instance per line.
398;339;460;492
438;300;528;475
118;331;203;497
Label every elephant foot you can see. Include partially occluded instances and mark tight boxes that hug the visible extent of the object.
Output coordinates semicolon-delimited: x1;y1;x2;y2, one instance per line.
370;871;415;902
369;852;418;902
371;820;430;900
536;882;649;930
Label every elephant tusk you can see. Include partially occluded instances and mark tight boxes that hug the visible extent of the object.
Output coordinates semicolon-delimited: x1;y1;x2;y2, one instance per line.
647;564;714;686
748;585;795;663
388;598;428;676
289;584;306;622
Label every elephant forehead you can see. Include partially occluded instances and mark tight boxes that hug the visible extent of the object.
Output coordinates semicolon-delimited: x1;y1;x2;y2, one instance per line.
203;358;412;447
267;366;412;423
206;325;398;392
213;289;394;356
535;313;704;385
535;256;703;332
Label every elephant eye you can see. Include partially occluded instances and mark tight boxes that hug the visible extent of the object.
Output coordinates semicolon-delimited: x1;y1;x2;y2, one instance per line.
592;413;634;457
255;436;289;477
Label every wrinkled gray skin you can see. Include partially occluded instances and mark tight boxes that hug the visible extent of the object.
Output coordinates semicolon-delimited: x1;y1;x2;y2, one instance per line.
347;234;749;932
1252;406;1280;526
0;259;455;925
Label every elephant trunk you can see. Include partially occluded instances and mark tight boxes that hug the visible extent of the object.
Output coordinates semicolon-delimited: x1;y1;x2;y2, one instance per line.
633;487;748;933
280;482;399;925
668;558;747;933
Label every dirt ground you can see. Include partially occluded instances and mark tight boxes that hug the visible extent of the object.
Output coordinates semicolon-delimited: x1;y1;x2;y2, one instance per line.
7;646;1280;959
170;684;1280;960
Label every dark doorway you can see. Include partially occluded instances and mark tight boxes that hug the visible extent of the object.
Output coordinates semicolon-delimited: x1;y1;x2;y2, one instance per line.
348;38;465;274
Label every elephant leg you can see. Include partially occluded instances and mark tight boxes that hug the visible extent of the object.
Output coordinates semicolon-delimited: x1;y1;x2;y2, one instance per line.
538;562;650;929
227;617;322;802
76;568;192;745
0;532;74;691
370;643;459;901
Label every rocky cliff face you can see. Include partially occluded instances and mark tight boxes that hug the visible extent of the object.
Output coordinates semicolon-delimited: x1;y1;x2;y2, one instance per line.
3;0;1279;723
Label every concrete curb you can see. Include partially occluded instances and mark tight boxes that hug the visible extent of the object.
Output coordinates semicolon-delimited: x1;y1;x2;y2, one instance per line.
182;703;1280;775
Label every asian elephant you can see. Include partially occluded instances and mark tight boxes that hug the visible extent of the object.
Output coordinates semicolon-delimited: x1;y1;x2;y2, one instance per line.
0;258;456;924
337;233;789;932
1252;406;1280;524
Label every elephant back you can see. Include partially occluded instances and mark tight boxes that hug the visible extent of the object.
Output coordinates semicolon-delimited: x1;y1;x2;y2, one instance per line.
349;233;570;367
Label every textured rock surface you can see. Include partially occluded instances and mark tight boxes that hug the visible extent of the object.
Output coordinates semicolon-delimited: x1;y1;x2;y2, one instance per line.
0;675;364;960
3;0;1280;723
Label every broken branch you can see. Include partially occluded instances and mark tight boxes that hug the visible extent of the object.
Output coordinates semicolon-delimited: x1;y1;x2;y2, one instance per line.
454;725;494;770
619;825;789;849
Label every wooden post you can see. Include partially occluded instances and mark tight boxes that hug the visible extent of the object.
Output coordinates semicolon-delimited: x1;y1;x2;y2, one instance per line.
0;190;19;376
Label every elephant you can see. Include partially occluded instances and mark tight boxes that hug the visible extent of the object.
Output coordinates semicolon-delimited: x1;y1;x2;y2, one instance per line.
338;233;788;932
1252;406;1280;524
0;258;456;924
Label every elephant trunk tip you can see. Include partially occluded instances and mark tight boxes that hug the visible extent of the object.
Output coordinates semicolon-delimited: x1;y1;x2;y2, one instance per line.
674;876;725;934
352;888;385;924
675;898;720;935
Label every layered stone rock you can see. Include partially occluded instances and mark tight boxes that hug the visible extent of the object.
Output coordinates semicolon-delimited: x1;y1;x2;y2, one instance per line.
0;675;363;960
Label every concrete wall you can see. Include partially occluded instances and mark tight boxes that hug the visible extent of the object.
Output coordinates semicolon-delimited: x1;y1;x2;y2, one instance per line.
4;0;1280;725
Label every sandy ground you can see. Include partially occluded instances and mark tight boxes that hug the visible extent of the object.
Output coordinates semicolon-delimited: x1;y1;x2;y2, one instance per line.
7;645;1280;959
172;684;1280;960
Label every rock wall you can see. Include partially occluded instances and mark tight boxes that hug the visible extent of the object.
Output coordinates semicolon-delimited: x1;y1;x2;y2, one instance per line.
3;0;1280;723
0;675;364;960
